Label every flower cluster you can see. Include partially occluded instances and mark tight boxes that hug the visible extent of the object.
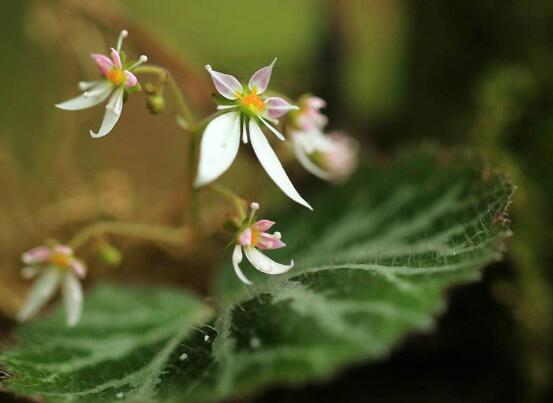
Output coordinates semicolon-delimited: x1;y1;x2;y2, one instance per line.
18;28;360;326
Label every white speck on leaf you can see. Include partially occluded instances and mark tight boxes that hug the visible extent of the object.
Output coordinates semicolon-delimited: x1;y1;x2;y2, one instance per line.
250;337;261;349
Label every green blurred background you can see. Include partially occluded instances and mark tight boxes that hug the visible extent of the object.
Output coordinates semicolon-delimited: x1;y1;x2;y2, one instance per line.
1;0;553;402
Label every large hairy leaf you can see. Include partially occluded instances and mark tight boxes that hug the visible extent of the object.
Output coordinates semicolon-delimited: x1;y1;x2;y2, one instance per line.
0;285;212;402
0;150;513;402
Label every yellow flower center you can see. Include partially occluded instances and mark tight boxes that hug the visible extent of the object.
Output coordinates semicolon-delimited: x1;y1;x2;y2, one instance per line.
239;92;265;114
250;228;260;246
107;68;126;86
49;252;72;268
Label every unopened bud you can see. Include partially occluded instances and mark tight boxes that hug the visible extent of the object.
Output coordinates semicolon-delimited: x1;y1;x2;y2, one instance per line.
147;94;166;114
98;243;123;267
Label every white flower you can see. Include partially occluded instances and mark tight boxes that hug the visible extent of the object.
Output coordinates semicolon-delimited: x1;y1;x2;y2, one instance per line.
292;130;359;182
17;244;86;327
231;202;293;285
195;59;312;210
55;30;148;138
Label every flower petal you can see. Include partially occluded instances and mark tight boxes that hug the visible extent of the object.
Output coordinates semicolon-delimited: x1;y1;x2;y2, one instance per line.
258;116;285;141
292;134;331;180
244;246;293;275
125;71;138;87
249;121;312;210
22;246;51;265
232;245;252;285
194;112;241;187
257;233;286;250
90;53;113;75
239;228;253;246
90;86;125;138
254;219;275;232
111;48;122;69
53;245;72;255
205;65;243;100
21;266;41;279
16;268;61;322
265;97;298;119
305;96;326;109
248;58;276;94
62;272;83;327
79;80;103;91
55;82;112;111
69;258;87;279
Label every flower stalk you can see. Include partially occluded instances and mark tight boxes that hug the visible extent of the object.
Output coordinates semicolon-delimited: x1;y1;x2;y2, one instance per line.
133;65;197;132
68;221;191;250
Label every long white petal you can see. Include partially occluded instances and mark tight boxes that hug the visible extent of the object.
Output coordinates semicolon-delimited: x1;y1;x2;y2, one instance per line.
194;112;241;187
21;266;41;279
90;86;125;138
244;246;294;275
249;121;312;210
16;268;61;322
258;116;285;141
232;245;252;285
78;80;103;91
56;82;112;111
62;272;83;327
292;135;331;180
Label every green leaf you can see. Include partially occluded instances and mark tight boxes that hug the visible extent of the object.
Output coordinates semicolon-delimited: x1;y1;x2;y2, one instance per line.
169;150;513;401
0;285;212;402
1;150;513;403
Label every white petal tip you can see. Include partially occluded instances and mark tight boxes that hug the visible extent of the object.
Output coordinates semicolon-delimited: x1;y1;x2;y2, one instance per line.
89;130;105;139
205;64;213;72
15;313;28;323
271;57;277;65
299;200;314;211
193;177;207;188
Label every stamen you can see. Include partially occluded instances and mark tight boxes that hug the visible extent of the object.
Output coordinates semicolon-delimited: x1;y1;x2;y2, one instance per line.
242;121;248;144
117;29;128;52
128;55;148;70
274;232;282;239
249;202;259;222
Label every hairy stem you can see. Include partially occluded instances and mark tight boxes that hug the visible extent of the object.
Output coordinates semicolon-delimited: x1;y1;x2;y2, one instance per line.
209;183;247;220
68;221;191;250
134;65;197;131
